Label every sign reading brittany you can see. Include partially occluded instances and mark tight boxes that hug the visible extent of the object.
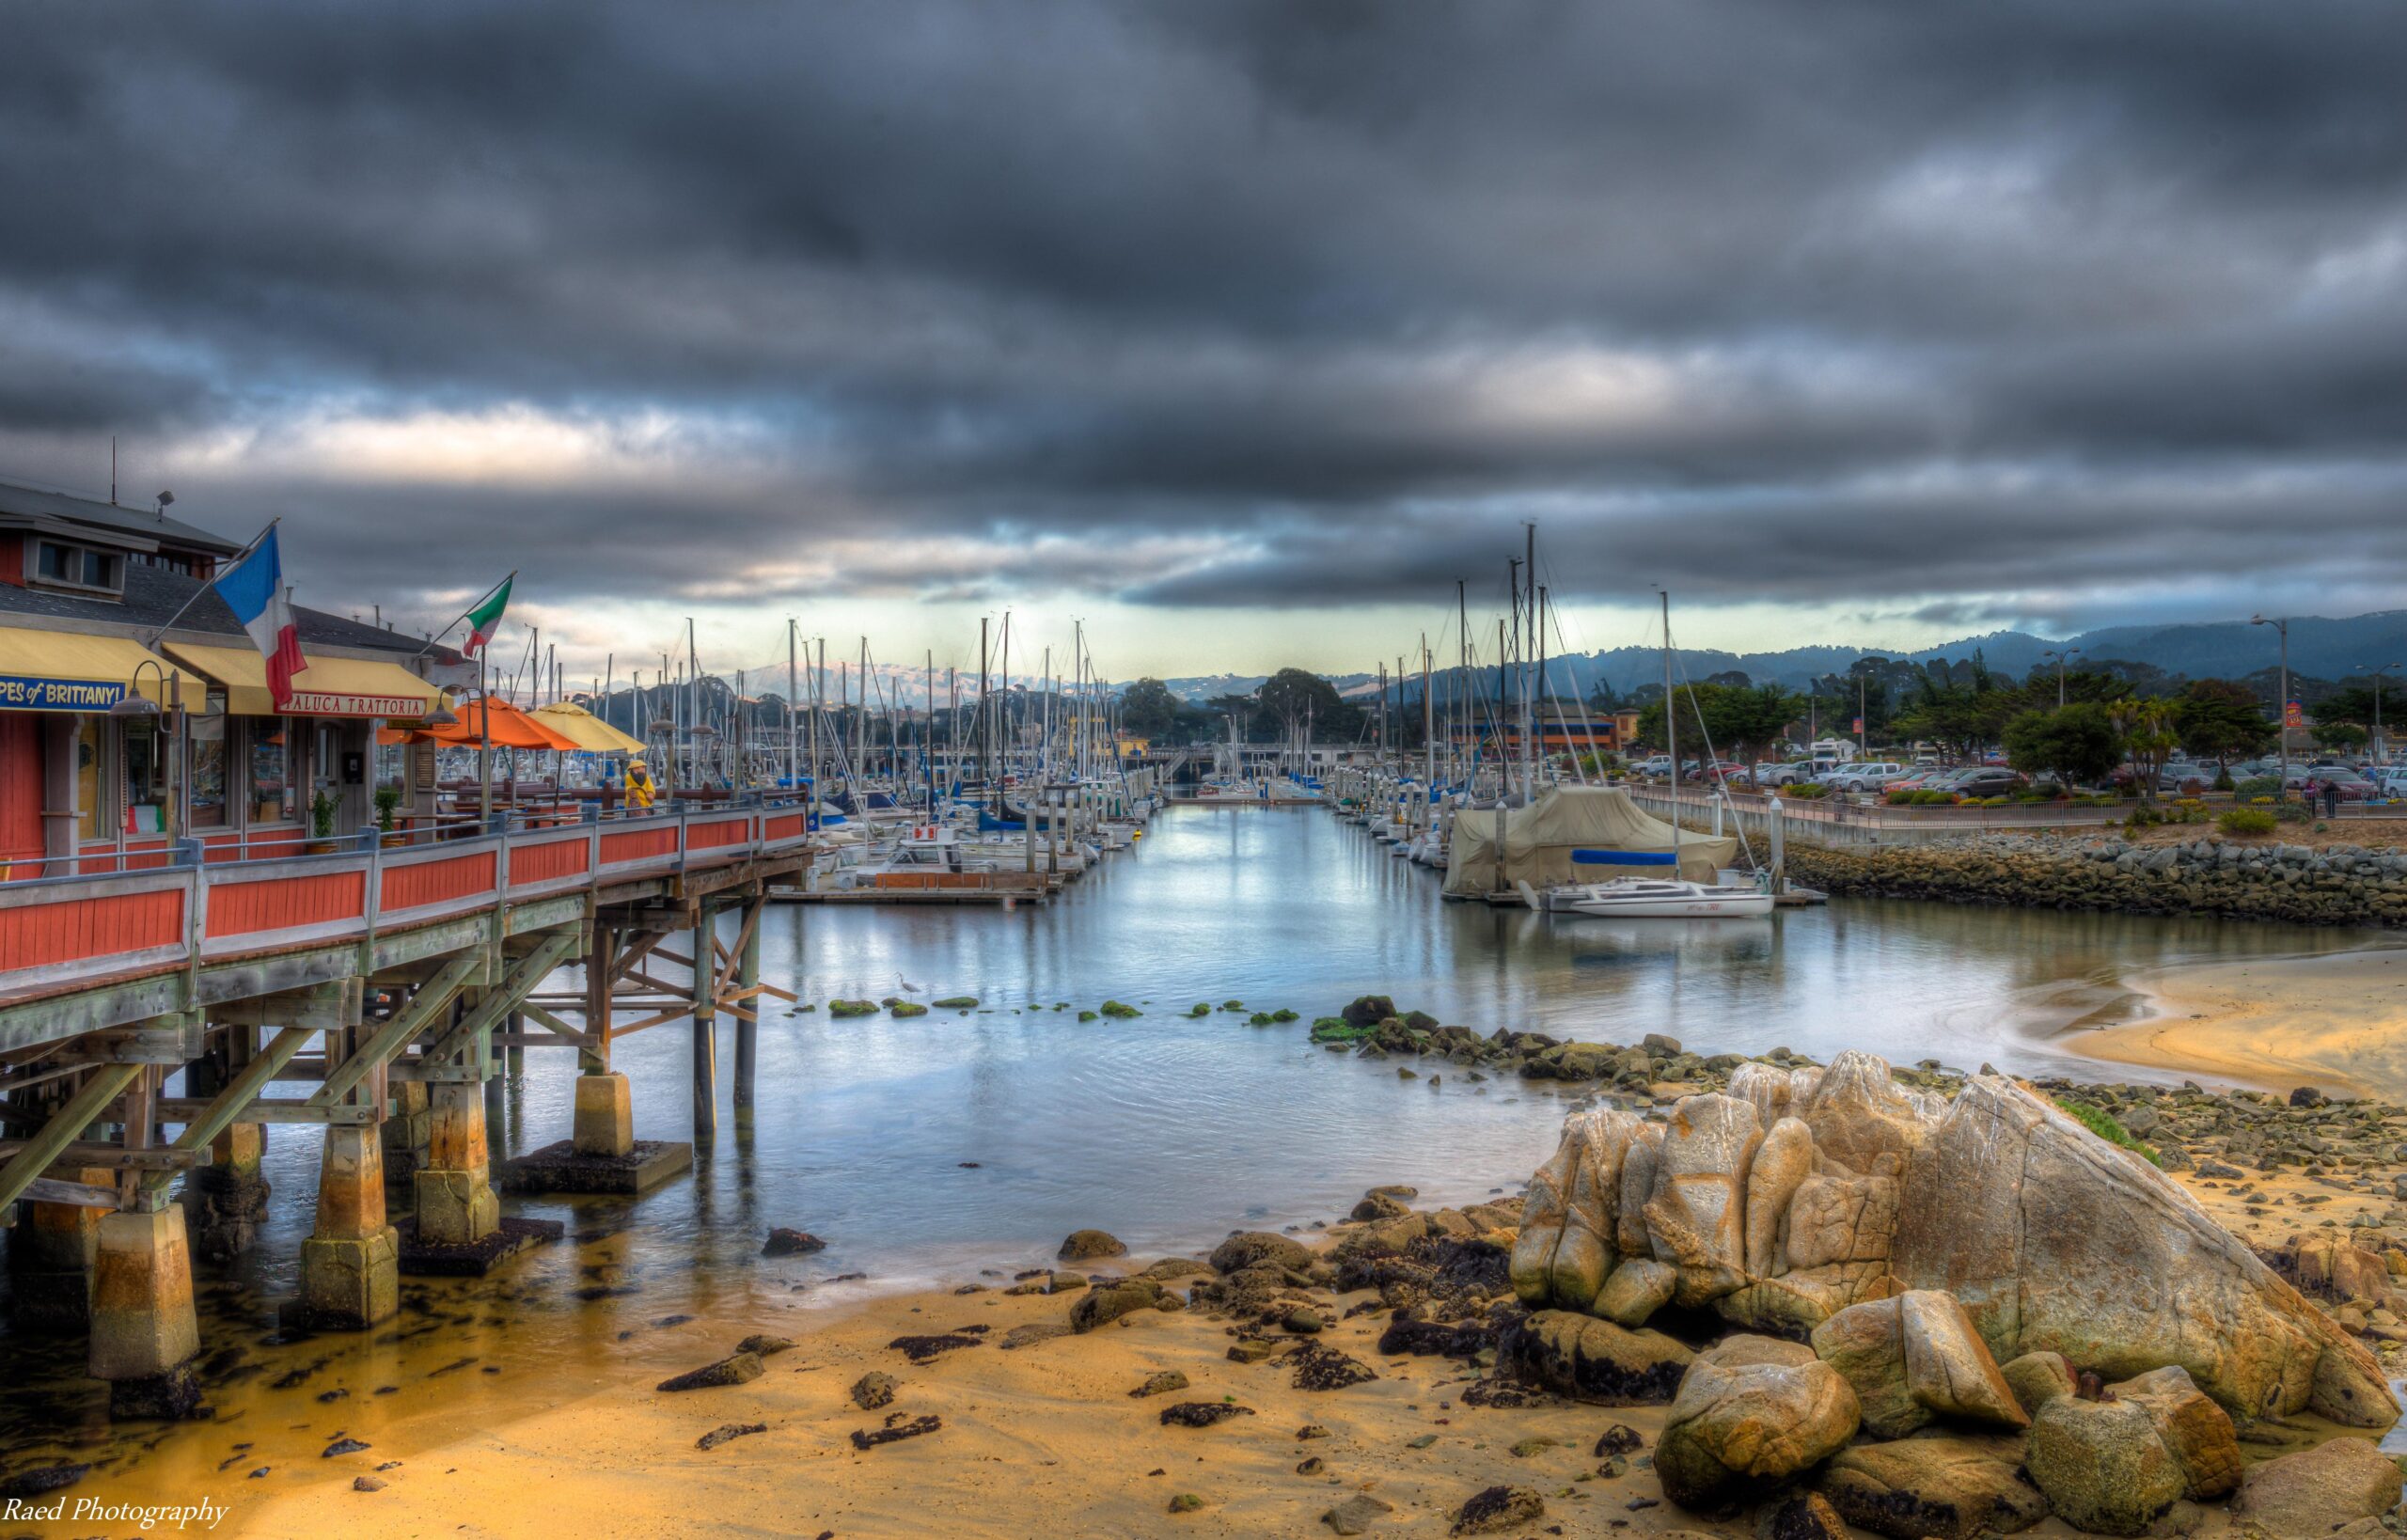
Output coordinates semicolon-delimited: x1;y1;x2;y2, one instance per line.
0;674;126;710
282;688;429;717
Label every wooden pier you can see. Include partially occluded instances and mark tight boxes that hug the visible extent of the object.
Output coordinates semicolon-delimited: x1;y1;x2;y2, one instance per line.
0;799;813;1416
773;870;1062;905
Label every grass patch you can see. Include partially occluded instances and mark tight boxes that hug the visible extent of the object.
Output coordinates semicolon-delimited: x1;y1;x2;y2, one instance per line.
826;998;878;1018
2053;1096;2161;1166
1099;1000;1141;1018
932;996;979;1010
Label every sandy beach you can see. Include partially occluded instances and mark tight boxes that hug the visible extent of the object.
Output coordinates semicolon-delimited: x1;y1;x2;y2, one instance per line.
2065;946;2407;1102
52;1154;2372;1540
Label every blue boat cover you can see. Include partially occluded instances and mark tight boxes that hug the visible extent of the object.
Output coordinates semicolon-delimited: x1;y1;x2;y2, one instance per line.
1569;849;1678;866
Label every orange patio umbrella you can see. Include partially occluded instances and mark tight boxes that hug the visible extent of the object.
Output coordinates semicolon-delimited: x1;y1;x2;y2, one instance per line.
409;697;579;751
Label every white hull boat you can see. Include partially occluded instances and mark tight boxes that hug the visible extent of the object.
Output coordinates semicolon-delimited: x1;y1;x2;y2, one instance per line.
1539;876;1774;919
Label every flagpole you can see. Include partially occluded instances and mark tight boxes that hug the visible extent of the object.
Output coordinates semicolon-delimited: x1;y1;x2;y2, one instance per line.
480;649;493;824
413;569;519;659
143;518;278;650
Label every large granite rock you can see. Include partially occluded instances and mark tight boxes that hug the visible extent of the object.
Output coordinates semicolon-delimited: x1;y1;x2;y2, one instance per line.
1656;1336;1859;1514
1509;1108;1639;1312
2109;1365;2241;1501
1743;1117;1815;1278
1891;1075;2394;1425
1816;1435;2046;1540
1811;1290;2024;1438
1801;1050;1933;1174
2229;1435;2405;1534
1502;1310;1693;1404
1644;1092;1760;1306
1515;1057;2399;1432
1727;1061;1823;1127
1594;1257;1675;1328
2024;1395;2187;1536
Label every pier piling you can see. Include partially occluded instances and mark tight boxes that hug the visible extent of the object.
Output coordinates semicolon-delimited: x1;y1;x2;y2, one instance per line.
300;1125;399;1329
415;1082;501;1248
87;1205;201;1420
691;905;718;1143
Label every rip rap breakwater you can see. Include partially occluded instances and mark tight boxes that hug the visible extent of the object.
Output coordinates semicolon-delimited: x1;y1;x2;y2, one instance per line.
1786;833;2407;928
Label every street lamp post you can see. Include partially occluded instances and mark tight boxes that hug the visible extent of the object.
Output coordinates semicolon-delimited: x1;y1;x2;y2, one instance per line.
2357;662;2401;762
2041;649;2081;709
2252;615;2290;792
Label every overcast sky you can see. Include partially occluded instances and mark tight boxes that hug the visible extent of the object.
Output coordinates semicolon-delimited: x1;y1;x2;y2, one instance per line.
4;0;2403;685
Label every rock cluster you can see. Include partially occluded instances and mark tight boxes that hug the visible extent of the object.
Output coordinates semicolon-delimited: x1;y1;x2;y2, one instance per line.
1509;1050;2399;1533
1787;833;2407;927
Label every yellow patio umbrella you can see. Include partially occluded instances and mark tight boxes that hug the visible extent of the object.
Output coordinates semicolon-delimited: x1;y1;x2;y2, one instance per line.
529;700;646;755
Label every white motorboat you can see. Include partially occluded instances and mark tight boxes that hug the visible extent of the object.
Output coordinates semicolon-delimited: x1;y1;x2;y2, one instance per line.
1549;876;1774;919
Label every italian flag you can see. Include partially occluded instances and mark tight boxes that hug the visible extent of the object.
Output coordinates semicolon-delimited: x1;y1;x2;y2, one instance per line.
464;574;513;658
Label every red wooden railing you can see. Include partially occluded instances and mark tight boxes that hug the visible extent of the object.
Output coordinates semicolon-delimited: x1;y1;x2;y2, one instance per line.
0;801;818;1021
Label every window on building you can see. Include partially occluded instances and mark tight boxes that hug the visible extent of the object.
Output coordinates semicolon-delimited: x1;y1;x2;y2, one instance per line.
30;539;125;596
123;724;168;835
250;726;291;823
190;715;228;828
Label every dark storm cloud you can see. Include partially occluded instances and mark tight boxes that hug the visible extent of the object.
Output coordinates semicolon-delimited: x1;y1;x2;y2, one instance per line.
1;0;2403;630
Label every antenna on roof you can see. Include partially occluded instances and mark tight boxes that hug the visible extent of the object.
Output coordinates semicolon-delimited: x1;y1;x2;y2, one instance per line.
110;437;117;505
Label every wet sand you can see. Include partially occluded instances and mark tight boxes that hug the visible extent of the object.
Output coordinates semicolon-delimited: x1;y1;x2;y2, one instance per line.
2065;946;2407;1102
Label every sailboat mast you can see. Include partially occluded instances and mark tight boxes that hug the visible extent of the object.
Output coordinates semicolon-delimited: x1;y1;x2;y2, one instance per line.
1664;589;1679;867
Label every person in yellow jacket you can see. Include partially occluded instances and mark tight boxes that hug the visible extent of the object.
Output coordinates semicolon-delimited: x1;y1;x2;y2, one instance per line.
624;758;657;810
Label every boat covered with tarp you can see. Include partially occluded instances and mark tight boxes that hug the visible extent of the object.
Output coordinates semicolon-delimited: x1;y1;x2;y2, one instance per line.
1441;784;1737;896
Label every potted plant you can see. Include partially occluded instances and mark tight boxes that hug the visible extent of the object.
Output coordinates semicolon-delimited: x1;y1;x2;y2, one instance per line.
373;786;404;847
307;788;340;854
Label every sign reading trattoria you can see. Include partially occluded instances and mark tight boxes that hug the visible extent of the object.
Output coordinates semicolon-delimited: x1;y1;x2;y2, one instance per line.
281;690;431;717
0;674;127;710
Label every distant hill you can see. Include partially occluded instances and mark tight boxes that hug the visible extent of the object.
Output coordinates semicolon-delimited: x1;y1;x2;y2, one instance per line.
1451;611;2407;697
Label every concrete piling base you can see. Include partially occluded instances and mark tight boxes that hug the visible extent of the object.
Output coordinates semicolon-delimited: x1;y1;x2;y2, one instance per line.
299;1126;400;1329
499;1139;693;1196
7;1168;111;1330
395;1213;563;1276
573;1072;634;1157
187;1123;271;1263
88;1207;202;1421
382;1081;431;1192
414;1083;499;1247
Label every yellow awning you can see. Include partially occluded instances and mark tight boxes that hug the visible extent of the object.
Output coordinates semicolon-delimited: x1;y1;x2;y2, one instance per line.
162;642;443;719
529;700;647;754
0;626;204;711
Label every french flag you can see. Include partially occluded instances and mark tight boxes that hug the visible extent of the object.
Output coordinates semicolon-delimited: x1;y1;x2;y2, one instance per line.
214;526;307;707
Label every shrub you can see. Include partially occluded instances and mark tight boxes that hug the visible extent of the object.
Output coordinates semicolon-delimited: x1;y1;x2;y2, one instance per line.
2053;1097;2162;1166
1885;788;1915;805
1786;782;1828;799
2235;777;2282;799
1910;790;1955;805
2218;807;2276;836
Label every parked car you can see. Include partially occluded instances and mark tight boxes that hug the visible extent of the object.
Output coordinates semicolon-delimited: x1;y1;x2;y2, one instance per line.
1950;767;2028;797
2286;771;2374;802
1889;767;1966;794
1826;761;1909;793
1632;755;1673;778
2376;768;2407;798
